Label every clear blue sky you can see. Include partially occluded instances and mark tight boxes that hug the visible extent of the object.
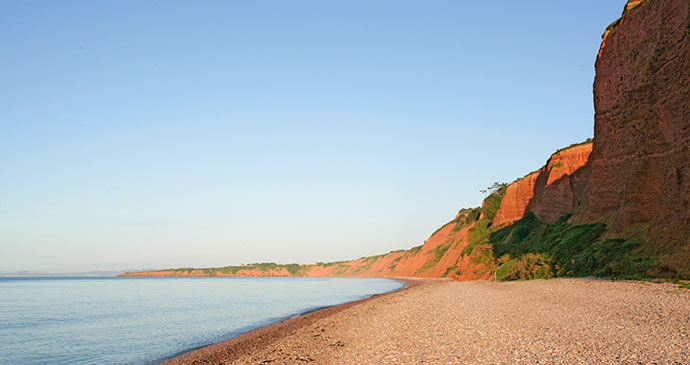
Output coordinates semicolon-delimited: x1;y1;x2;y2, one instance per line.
1;1;627;272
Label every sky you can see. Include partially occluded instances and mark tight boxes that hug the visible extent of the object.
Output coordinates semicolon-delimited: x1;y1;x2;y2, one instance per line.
0;0;627;273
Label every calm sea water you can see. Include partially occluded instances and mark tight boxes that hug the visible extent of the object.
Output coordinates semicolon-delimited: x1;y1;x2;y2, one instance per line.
0;276;403;364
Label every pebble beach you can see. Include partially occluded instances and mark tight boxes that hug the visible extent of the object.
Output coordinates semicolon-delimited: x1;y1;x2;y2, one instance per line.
165;277;690;364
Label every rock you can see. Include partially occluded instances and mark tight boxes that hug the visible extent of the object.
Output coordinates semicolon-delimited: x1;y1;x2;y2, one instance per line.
493;142;592;227
575;0;690;275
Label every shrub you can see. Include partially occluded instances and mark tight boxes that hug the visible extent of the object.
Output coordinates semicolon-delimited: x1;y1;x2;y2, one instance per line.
495;253;554;281
451;207;481;233
468;244;495;266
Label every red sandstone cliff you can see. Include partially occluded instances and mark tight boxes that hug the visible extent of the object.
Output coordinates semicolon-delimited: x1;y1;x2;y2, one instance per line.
493;142;592;227
574;0;690;274
491;0;690;275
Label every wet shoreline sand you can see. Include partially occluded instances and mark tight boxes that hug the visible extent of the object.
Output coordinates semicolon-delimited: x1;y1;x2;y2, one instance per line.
165;278;690;364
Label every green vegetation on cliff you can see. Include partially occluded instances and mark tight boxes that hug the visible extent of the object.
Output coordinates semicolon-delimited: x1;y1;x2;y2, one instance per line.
207;262;310;276
490;212;660;280
554;138;593;154
440;183;507;279
417;238;453;274
459;183;507;256
452;207;481;233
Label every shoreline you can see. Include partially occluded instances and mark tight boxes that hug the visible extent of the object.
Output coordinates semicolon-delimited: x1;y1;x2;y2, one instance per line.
163;278;690;364
162;277;430;364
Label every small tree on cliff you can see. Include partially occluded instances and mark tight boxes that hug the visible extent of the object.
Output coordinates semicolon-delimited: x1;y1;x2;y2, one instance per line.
480;182;508;196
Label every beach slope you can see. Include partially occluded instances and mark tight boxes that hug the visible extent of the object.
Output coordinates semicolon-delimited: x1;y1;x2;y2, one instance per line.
167;278;689;364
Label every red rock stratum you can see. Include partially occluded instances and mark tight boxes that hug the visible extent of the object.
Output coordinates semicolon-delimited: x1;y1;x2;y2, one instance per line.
575;0;690;275
493;142;592;227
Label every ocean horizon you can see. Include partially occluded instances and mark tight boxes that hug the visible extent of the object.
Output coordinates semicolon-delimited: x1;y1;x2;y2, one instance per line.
0;276;403;364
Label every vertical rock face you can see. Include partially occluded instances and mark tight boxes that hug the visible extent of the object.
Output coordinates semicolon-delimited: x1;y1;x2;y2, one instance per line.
492;171;540;227
493;142;593;227
576;0;690;271
528;143;593;223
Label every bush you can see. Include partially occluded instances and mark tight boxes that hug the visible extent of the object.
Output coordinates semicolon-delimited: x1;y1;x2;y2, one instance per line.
452;207;482;233
495;253;554;281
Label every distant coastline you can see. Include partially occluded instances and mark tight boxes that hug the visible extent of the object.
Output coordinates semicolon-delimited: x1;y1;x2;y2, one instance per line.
0;270;125;277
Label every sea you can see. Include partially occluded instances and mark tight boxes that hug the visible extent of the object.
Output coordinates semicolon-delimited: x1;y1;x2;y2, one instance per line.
0;276;403;364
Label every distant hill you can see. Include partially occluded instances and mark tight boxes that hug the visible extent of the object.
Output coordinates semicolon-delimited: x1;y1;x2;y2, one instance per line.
2;270;126;277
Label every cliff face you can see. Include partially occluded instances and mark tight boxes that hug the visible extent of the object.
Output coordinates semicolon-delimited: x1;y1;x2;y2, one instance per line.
493;142;592;227
575;0;690;274
528;143;593;223
492;172;540;227
490;0;690;276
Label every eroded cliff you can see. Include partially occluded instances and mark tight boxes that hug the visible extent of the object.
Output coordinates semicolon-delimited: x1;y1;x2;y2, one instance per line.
575;0;690;275
493;142;592;227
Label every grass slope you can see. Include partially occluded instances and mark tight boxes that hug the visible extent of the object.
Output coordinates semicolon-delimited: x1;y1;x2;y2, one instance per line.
490;212;661;280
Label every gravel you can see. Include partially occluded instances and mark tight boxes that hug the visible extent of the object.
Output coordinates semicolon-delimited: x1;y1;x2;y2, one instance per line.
167;278;690;364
